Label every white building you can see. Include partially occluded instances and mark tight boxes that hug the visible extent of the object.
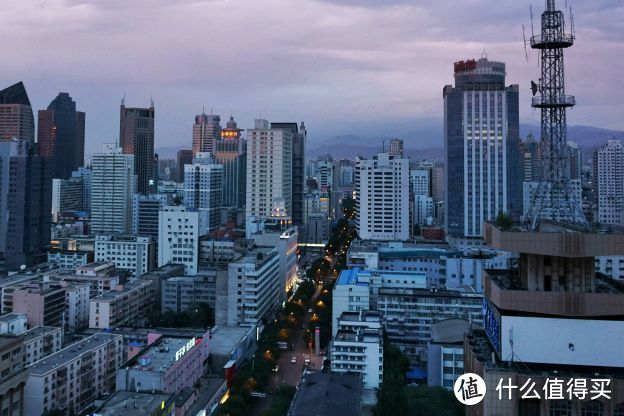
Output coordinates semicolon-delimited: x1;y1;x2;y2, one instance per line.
24;333;123;416
89;280;153;329
410;169;430;197
225;247;280;326
95;235;155;278
355;153;409;241
0;313;27;335
594;140;624;225
331;311;383;389
413;195;434;227
22;326;63;366
245;119;293;221
317;159;334;191
47;250;92;269
158;206;206;275
91;144;135;235
595;256;624;280
183;152;223;231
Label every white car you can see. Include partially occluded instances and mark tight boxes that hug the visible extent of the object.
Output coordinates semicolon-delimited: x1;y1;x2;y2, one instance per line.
291;356;297;364
272;365;279;373
304;356;311;366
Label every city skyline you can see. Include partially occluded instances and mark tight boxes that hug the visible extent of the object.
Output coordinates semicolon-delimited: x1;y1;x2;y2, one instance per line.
1;1;622;155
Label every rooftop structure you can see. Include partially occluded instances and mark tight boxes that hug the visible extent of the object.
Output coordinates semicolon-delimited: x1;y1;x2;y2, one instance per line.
288;371;362;416
93;391;175;416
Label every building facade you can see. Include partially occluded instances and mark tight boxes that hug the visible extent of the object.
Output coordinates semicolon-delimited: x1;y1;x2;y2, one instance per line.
120;102;155;195
89;280;154;329
95;235;155;278
192;113;221;156
0;82;34;142
158;206;204;275
594;140;624;226
214;116;246;208
183;153;223;231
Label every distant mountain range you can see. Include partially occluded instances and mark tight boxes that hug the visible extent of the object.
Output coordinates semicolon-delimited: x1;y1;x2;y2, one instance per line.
155;123;624;162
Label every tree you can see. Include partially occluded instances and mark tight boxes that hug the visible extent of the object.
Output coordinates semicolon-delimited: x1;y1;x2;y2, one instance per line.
495;211;513;230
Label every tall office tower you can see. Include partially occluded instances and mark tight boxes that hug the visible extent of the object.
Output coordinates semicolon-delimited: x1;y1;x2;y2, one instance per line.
91;144;136;235
444;57;522;238
51;176;83;221
594;140;624;225
521;133;542;182
192;112;221;156
73;167;92;212
271;122;306;226
568;141;582;180
355;153;409;241
246;119;293;222
215;116;246;208
37;92;85;179
183;153;223;231
0;81;34;142
120;100;155;194
0;140;51;272
176;149;193;183
388;138;404;157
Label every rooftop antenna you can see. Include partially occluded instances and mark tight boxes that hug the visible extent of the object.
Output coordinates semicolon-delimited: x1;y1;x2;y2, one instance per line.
121;92;125;106
202;105;205;116
150;96;154;108
522;24;530;62
530;4;535;38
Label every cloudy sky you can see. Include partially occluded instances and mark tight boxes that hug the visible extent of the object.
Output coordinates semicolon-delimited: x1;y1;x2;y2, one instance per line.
2;0;622;154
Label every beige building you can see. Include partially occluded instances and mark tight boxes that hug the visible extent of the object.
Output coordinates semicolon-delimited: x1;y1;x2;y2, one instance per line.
0;336;28;416
89;280;154;329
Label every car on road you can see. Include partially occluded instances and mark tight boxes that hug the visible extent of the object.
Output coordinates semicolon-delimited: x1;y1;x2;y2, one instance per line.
272;365;279;373
291;356;297;364
304;356;311;366
307;308;313;313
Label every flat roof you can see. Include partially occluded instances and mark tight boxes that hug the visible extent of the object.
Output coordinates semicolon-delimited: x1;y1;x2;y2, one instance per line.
23;326;60;341
335;329;380;343
91;280;151;301
336;268;369;287
290;371;362;416
0;313;25;323
209;326;253;357
430;319;472;344
95;391;173;416
29;333;120;375
131;336;196;373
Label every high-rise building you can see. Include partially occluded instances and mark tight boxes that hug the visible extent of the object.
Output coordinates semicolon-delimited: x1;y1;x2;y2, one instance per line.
176;149;193;183
271;122;306;226
0;140;51;272
183;152;223;231
132;193;168;239
388;138;404;157
158;206;205;275
120;101;155;194
0;81;34;142
192;112;221;156
568;141;582;181
91;144;135;235
246;119;293;222
444;57;522;237
355;153;409;241
51;176;83;221
215;116;246;208
37;92;85;179
594;140;624;225
521;133;542;182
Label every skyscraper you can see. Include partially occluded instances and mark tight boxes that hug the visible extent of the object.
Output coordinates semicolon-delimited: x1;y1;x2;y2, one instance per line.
192;112;221;156
91;144;136;235
246;119;293;222
270;122;306;226
38;92;85;179
0;140;51;272
214;116;246;208
594;140;624;226
388;138;404;157
183;153;223;231
444;57;522;238
0;81;34;142
120;101;155;194
355;152;410;241
176;149;193;183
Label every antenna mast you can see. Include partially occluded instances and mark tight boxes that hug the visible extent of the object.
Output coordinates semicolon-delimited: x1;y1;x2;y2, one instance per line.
523;0;587;230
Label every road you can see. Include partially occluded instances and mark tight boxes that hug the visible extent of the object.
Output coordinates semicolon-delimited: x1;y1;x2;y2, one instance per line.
249;285;325;415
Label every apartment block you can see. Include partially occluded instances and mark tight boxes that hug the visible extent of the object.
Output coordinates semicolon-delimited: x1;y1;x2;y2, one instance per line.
89;280;154;329
95;235;156;278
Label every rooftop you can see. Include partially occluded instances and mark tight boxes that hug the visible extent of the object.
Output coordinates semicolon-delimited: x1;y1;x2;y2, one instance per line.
130;336;198;373
290;371;362;416
486;269;624;294
338;311;382;323
430;319;472;344
23;326;60;341
29;333;120;375
0;313;26;323
94;391;173;416
91;280;151;301
209;326;254;357
334;329;381;343
336;268;370;287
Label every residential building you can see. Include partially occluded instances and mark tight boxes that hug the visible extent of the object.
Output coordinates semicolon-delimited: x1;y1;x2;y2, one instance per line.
51;176;83;221
120;101;155;194
11;283;66;328
0;81;34;142
95;235;156;278
388;138;404;157
73;166;92;212
161;271;227;314
21;326;62;366
225;247;280;326
354;153;410;241
246;119;293;222
132;193;168;240
596;255;624;280
91;144;135;235
521;133;542;182
24;333;123;416
0;314;27;335
158;206;205;275
192;113;221;156
37;92;85;179
183;152;223;231
47;262;120;297
427;318;470;390
594;140;624;225
115;331;210;395
444;57;522;237
331;311;383;389
413;195;434;227
89;280;154;329
215;116;246;208
0;336;28;416
0;139;51;272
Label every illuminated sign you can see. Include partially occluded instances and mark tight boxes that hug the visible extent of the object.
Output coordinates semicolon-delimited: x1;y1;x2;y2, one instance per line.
483;299;501;354
175;337;196;361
